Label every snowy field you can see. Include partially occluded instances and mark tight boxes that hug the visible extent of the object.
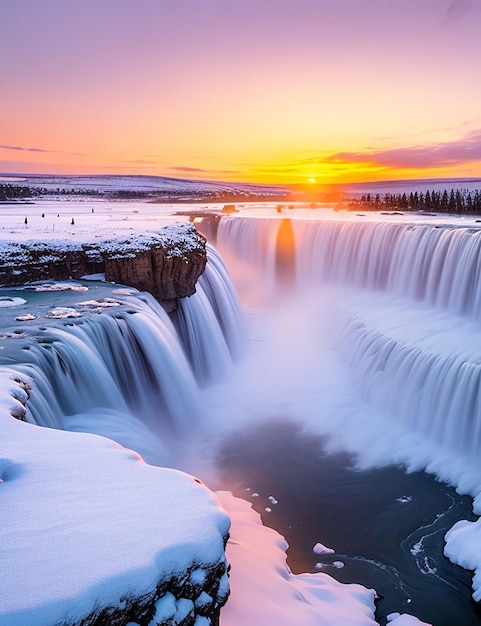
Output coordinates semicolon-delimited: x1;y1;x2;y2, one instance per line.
2;196;481;245
0;173;287;198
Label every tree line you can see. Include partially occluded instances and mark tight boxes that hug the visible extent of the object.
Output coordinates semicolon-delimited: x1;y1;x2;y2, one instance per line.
0;183;287;203
356;188;481;214
0;184;101;201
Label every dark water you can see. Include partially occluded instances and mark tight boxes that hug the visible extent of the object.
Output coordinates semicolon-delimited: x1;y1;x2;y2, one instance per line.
216;419;481;626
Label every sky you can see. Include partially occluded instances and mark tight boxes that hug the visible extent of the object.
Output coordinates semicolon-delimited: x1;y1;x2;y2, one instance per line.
1;0;481;186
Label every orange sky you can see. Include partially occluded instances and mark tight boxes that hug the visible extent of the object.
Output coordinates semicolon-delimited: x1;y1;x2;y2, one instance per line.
1;0;481;186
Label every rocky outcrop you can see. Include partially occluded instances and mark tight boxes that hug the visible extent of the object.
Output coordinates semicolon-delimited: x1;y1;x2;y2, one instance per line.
73;560;228;626
0;223;207;311
105;243;206;312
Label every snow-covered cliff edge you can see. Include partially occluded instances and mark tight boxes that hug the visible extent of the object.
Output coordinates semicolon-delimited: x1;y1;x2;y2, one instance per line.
0;223;206;311
0;370;230;626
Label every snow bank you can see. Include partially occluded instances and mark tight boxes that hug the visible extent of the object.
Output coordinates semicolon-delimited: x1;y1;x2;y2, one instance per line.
217;491;378;626
0;368;31;421
0;369;230;626
444;518;481;602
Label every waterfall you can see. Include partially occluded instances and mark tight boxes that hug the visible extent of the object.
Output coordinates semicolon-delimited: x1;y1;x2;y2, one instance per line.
291;219;481;318
4;212;481;471
217;217;281;297
3;246;243;464
217;215;481;467
334;299;481;460
171;244;244;383
14;298;201;465
219;216;481;317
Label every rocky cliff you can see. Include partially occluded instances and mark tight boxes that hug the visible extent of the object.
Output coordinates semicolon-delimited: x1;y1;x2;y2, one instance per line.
0;223;207;311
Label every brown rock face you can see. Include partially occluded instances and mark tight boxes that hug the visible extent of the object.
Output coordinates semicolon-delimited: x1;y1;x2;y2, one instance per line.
105;243;207;312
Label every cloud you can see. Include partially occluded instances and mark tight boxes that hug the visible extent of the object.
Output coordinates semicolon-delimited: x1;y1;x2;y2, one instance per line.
169;166;210;173
119;159;158;165
315;129;481;171
168;166;244;176
0;144;53;154
446;0;473;21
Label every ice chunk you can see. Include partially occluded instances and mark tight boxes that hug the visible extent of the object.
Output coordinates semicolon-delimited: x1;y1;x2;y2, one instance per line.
313;542;335;555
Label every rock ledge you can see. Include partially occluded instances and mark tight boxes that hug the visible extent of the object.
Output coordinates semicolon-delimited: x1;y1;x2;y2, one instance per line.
0;223;207;311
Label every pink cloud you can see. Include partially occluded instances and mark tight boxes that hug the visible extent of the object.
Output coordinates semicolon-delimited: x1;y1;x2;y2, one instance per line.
0;144;53;154
320;129;481;170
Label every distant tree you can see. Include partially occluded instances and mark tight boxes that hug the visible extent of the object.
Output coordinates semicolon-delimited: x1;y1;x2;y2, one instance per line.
425;190;431;210
455;190;463;212
441;190;448;211
466;192;473;213
448;189;456;212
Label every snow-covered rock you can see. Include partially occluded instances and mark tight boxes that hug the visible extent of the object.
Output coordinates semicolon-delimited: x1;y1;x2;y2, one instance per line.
0;370;230;626
0;223;207;311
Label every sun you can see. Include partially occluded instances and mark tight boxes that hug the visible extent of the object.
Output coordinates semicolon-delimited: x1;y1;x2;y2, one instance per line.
308;177;316;184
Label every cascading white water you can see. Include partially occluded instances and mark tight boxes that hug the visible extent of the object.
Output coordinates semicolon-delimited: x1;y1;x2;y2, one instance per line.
172;244;244;383
291;219;481;318
220;216;481;317
5;247;244;465
217;215;481;468
15;297;202;465
333;299;481;459
217;217;282;300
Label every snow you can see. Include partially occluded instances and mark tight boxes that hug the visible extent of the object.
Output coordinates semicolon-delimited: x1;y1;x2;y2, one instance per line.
386;613;432;625
0;370;230;626
0;219;204;263
0;296;26;307
217;491;379;626
34;283;89;291
3;172;286;198
444;519;481;602
313;542;336;555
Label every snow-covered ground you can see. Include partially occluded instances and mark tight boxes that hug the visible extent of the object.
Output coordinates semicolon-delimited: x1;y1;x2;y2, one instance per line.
0;370;230;626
